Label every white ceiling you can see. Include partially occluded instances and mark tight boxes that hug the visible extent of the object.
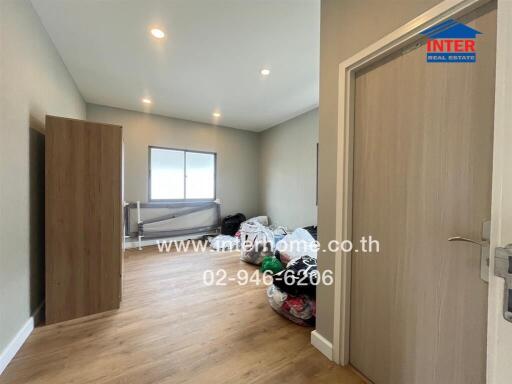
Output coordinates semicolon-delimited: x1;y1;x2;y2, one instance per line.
31;0;320;131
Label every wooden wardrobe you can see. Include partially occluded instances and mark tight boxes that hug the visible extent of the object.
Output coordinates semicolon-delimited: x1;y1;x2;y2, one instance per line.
45;115;123;324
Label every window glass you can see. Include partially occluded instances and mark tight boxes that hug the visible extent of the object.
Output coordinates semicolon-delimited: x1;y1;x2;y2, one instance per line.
150;148;185;199
149;148;215;200
186;152;215;199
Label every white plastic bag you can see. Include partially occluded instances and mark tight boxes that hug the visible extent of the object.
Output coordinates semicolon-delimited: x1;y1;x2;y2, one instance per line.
272;226;288;244
239;220;274;265
275;228;318;265
245;216;269;226
210;235;240;251
271;226;288;236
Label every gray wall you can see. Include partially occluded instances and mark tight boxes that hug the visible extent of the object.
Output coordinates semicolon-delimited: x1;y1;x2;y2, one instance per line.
86;104;260;218
0;0;86;353
316;0;444;342
259;108;318;229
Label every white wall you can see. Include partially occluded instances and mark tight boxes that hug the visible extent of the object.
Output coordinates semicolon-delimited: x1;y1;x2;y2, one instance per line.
86;104;261;218
87;104;319;232
259;108;318;229
0;0;86;355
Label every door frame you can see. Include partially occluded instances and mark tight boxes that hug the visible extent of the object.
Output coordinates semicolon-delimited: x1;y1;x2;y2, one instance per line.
331;0;497;366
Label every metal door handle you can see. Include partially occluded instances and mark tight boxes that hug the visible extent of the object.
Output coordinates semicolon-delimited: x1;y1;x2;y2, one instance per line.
448;236;489;247
448;221;491;283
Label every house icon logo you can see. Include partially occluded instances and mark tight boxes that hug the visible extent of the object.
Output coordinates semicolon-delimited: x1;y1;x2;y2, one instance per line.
421;19;482;63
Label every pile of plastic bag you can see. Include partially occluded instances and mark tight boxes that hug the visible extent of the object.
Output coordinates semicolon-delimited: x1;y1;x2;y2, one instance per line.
239;219;275;265
226;217;319;326
266;255;318;326
224;215;319;326
211;215;267;253
267;284;316;326
263;226;319;326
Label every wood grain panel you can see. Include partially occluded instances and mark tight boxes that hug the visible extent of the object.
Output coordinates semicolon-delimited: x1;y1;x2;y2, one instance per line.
350;4;496;384
45;115;123;324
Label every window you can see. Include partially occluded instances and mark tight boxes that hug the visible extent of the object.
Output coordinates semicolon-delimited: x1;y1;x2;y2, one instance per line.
149;147;216;201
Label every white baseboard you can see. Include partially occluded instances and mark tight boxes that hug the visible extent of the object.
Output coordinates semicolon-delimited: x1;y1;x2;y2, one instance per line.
311;330;333;361
0;302;43;375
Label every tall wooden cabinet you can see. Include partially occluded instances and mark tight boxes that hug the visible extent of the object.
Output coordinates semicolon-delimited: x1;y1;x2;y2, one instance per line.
45;115;123;324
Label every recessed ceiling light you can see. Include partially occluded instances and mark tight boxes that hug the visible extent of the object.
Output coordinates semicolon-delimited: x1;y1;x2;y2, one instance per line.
142;98;152;104
150;28;165;39
212;112;221;118
260;68;271;76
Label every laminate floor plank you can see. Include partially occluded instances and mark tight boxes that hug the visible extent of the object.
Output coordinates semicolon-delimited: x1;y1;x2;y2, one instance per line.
1;247;363;384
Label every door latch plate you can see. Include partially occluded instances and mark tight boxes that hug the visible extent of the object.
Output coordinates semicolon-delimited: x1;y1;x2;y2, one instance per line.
494;244;512;323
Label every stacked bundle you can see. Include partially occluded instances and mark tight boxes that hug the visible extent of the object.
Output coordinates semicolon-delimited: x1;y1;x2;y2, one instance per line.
267;255;318;326
267;284;316;326
239;219;274;265
275;228;318;265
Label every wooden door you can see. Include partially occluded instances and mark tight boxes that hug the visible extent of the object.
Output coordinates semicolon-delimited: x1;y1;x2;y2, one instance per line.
45;116;123;324
350;4;496;383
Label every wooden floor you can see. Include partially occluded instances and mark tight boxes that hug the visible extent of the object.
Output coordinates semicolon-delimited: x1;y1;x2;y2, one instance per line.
1;246;363;384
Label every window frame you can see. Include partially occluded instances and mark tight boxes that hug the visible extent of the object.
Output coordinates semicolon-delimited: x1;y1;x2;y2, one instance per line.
148;145;217;202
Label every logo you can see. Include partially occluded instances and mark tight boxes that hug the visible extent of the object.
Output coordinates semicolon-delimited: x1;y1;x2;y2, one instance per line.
421;19;482;63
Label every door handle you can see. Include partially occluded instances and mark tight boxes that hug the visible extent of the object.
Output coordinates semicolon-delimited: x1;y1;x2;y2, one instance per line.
448;236;489;247
447;221;491;282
